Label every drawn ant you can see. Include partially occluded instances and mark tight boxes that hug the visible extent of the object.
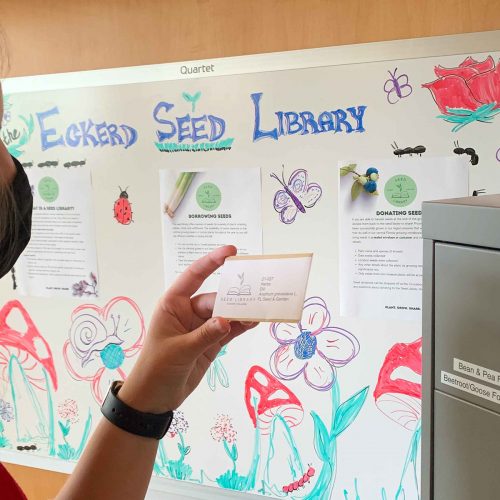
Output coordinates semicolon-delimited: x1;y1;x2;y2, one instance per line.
64;159;87;168
453;141;479;165
21;162;33;168
37;160;59;168
391;142;426;157
472;189;486;196
282;465;316;494
10;267;17;290
16;444;37;451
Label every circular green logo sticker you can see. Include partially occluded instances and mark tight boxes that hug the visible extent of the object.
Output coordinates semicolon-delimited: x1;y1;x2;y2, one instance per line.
196;182;221;211
38;176;59;203
384;174;417;207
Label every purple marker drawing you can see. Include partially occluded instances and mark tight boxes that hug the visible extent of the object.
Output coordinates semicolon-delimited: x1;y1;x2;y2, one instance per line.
384;68;413;104
270;166;322;224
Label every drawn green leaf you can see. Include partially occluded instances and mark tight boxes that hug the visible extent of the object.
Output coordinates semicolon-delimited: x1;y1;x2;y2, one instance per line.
232;442;238;461
311;410;330;461
182;92;192;102
351;181;363;201
58;420;70;437
340;164;356;176
332;386;369;438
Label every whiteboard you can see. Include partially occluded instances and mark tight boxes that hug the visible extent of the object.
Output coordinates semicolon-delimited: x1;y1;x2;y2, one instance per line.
0;30;499;499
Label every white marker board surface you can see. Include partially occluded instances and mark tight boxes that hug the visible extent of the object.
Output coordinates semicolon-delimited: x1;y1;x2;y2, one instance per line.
0;31;499;499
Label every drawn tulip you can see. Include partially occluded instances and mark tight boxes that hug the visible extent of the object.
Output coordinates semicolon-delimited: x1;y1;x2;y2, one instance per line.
422;55;500;131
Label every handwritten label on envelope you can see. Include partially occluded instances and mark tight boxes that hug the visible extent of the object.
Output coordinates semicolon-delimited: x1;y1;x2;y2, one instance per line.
213;253;313;322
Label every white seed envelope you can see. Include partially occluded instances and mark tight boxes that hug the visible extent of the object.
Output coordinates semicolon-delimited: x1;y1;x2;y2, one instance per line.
213;253;313;322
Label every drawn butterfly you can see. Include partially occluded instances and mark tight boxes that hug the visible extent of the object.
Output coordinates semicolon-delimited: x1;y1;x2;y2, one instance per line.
270;166;322;224
384;68;413;104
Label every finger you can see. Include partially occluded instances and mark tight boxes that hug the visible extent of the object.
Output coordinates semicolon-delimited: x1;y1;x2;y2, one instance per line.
186;317;231;357
168;245;237;298
220;321;259;347
191;292;216;319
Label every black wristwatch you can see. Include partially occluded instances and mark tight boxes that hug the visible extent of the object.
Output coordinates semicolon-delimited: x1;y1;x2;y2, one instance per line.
101;381;173;440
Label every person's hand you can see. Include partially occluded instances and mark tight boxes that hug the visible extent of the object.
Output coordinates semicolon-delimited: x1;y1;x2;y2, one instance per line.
118;245;258;414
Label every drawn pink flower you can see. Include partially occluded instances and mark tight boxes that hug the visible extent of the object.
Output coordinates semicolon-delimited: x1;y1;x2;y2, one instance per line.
210;414;237;444
373;338;422;431
57;399;79;424
270;297;360;391
63;297;145;404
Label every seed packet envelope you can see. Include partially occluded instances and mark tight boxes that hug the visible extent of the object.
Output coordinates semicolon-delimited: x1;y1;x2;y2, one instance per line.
213;254;313;322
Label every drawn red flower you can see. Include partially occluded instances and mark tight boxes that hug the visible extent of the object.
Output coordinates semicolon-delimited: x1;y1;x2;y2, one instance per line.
423;55;500;113
63;297;145;404
373;338;422;431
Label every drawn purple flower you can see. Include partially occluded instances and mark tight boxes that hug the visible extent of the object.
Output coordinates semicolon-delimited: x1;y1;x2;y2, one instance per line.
168;410;189;438
72;281;88;297
0;399;14;422
269;297;360;391
72;272;98;298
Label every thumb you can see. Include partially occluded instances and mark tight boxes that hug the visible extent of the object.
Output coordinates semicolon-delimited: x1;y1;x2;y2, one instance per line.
187;317;231;355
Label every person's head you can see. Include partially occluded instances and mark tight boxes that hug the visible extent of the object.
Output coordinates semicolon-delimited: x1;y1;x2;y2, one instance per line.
0;30;19;273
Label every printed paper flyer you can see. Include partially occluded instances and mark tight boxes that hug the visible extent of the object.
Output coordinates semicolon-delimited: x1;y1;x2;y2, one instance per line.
16;166;99;298
160;168;263;291
339;157;468;321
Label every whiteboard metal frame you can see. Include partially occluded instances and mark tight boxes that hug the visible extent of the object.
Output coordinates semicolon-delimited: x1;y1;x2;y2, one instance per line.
1;29;500;499
3;30;500;93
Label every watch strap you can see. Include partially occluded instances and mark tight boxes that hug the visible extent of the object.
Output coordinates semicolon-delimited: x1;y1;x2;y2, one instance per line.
101;381;173;440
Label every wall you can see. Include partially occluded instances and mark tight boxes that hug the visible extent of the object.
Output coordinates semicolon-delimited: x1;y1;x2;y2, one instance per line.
1;0;499;498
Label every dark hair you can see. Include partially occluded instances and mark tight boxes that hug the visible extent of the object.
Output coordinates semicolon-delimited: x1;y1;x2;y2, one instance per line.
0;28;17;267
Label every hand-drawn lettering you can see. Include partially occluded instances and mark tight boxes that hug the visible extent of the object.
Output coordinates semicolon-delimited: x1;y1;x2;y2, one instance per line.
251;92;367;142
36;107;138;150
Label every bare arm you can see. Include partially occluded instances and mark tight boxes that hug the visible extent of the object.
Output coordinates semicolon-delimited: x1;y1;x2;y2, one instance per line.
57;246;257;500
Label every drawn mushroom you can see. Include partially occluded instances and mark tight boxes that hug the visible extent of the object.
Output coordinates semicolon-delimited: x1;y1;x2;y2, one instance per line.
0;300;57;390
373;338;422;431
245;365;303;435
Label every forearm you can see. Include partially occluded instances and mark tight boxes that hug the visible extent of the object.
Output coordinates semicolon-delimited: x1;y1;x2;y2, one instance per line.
57;417;158;500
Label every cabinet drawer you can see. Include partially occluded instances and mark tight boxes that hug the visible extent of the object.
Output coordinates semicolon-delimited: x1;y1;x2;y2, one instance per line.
435;243;500;414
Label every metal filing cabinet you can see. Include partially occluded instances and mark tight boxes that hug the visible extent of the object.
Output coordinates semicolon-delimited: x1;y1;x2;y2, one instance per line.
422;195;500;500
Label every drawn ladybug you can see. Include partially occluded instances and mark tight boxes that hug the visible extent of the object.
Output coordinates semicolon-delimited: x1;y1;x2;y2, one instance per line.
114;186;133;225
282;465;316;494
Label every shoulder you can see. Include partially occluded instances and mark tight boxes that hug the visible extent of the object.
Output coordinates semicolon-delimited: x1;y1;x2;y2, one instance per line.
0;463;27;499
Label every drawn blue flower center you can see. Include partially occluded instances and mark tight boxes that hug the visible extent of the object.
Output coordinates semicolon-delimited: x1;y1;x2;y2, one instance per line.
294;331;317;360
100;344;125;369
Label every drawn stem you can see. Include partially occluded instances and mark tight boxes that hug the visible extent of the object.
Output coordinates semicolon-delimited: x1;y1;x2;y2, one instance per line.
178;432;187;462
395;420;421;499
244;398;261;490
75;411;93;459
43;367;56;456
